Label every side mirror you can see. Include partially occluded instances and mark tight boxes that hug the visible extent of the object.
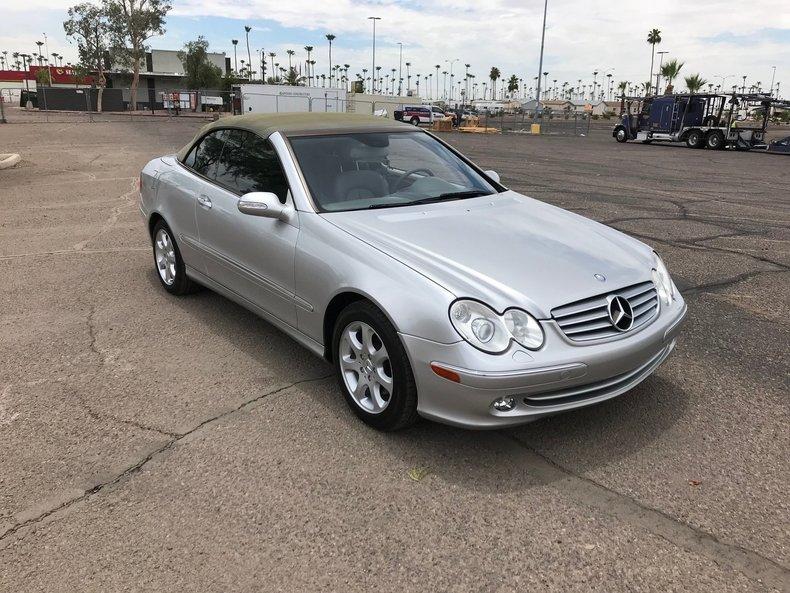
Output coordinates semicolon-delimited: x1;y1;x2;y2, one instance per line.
484;170;501;184
238;192;289;221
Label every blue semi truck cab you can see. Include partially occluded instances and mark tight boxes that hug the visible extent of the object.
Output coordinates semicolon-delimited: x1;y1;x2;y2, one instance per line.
613;93;776;151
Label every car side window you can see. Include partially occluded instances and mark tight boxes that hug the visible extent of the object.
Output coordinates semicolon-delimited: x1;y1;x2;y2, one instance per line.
214;129;289;203
184;130;227;179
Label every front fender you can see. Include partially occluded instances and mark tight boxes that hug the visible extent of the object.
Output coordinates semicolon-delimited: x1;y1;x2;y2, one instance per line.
294;212;459;347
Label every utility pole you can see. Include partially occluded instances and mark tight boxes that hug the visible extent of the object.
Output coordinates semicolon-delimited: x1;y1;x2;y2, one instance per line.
368;17;381;94
655;51;668;95
535;0;548;115
769;65;776;96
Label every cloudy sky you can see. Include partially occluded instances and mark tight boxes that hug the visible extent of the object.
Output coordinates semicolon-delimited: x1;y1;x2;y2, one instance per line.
2;0;788;94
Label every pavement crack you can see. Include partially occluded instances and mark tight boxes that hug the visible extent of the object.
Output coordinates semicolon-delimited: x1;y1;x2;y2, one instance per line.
0;374;333;547
501;433;790;589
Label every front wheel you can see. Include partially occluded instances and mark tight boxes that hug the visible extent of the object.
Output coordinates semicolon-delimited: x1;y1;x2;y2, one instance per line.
614;127;628;143
686;129;704;149
410;116;420;126
332;301;419;431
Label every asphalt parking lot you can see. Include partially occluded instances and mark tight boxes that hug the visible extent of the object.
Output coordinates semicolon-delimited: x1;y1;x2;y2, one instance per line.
1;117;788;592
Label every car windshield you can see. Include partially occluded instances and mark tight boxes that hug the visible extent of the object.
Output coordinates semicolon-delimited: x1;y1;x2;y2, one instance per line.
289;131;498;212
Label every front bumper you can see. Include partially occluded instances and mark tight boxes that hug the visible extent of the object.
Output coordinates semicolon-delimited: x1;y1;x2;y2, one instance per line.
403;298;687;429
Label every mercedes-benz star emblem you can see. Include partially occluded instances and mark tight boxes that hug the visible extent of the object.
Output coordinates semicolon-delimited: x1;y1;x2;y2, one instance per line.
594;273;606;282
607;295;634;332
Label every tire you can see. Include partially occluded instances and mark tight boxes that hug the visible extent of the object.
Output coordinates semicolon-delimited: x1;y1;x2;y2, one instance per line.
685;129;704;149
410;116;420;126
614;127;628;143
706;130;725;150
151;220;199;295
332;301;419;431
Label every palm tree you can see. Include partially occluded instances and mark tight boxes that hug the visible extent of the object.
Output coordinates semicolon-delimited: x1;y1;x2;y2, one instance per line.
489;67;501;100
304;46;313;83
617;80;628;97
268;52;276;80
660;59;684;94
232;40;239;73
286;49;295;70
434;65;440;100
12;52;20;70
684;74;707;94
244;26;253;76
284;67;305;86
405;62;411;90
646;28;662;95
325;34;335;86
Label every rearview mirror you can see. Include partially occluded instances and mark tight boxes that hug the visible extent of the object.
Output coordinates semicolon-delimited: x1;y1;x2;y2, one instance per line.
238;192;289;220
484;170;501;184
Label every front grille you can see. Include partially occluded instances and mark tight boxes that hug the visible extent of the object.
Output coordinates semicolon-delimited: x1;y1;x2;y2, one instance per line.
551;281;658;342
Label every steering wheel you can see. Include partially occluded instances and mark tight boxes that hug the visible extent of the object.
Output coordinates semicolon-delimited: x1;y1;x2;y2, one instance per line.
393;168;434;191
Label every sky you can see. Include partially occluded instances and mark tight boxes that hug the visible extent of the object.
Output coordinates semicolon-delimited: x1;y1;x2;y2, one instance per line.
2;0;788;95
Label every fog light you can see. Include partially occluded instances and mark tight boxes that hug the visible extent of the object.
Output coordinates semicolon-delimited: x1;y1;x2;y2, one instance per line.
492;396;516;412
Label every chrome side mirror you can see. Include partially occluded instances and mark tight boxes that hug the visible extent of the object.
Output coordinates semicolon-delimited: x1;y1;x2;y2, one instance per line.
238;192;290;221
484;169;501;184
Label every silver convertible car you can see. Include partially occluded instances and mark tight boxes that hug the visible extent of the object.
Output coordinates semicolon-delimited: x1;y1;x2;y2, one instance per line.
139;113;686;430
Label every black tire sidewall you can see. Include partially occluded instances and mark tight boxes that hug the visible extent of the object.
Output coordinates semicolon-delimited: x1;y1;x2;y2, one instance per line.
707;131;724;149
410;117;420;126
332;302;418;431
687;131;703;148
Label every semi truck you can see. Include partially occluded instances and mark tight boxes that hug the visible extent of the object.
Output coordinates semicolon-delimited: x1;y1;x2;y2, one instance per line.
612;92;785;151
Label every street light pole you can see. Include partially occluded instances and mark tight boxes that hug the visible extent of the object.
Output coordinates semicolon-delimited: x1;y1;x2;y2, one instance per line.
445;59;458;103
535;0;548;115
655;51;667;95
397;42;403;96
368;17;381;94
769;65;776;96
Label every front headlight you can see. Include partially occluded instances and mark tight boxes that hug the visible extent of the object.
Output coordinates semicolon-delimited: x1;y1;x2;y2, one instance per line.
450;300;544;354
651;252;675;306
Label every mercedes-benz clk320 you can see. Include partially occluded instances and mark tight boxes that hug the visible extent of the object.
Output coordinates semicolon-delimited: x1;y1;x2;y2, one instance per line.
139;113;687;431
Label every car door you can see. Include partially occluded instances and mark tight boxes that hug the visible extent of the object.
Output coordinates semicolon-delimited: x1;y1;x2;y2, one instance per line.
156;129;227;272
194;128;299;326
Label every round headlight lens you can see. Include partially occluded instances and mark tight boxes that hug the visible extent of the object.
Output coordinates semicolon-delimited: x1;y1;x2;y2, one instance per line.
652;253;675;306
449;300;544;354
503;309;544;349
449;300;511;353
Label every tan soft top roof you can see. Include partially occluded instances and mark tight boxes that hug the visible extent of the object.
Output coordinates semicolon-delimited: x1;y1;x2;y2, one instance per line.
176;112;413;161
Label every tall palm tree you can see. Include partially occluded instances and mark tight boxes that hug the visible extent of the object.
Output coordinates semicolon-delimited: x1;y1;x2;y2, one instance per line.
12;52;20;70
617;80;628;97
684;74;708;94
325;34;335;86
232;40;239;74
434;65;440;100
660;59;684;93
489;66;501;100
405;62;411;90
244;26;253;76
646;28;662;95
268;52;276;80
304;46;313;83
286;49;295;70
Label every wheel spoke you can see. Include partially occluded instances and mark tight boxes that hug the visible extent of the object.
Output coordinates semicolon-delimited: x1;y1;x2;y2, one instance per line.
361;325;376;355
338;321;393;415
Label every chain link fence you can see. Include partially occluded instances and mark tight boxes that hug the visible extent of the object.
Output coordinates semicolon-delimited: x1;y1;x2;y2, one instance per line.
1;86;595;137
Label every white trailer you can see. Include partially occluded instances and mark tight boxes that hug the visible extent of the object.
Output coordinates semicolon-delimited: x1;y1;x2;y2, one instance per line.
238;84;346;114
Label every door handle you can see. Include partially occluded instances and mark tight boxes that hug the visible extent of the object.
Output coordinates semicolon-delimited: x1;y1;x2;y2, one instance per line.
197;194;212;209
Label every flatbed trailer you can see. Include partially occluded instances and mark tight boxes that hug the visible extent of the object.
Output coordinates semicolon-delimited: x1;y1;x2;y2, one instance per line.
612;92;787;151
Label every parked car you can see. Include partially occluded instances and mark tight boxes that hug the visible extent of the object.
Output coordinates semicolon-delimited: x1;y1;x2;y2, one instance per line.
140;113;686;430
396;105;443;126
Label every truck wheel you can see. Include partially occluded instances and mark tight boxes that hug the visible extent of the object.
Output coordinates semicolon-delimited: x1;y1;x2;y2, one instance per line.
410;116;420;126
706;130;725;150
615;127;628;143
686;129;704;149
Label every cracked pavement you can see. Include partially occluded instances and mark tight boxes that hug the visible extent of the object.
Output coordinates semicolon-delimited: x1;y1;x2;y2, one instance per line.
0;120;788;592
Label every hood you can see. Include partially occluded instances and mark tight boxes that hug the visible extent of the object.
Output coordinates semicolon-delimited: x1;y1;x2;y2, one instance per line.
322;192;654;318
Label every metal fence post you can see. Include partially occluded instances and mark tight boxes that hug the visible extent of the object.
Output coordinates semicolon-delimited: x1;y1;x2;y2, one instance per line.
0;91;6;124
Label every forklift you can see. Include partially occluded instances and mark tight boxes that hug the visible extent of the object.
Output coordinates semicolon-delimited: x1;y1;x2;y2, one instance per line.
612;92;783;151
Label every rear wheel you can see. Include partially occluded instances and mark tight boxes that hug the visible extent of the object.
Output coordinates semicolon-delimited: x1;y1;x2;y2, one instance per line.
332;301;419;431
152;220;199;295
686;129;704;149
410;116;420;126
706;130;725;150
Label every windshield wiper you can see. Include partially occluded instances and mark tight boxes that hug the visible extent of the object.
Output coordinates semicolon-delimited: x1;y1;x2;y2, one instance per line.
366;190;492;210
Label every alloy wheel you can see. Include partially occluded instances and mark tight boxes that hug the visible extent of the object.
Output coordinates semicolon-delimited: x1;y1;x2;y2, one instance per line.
154;228;177;286
339;321;393;414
